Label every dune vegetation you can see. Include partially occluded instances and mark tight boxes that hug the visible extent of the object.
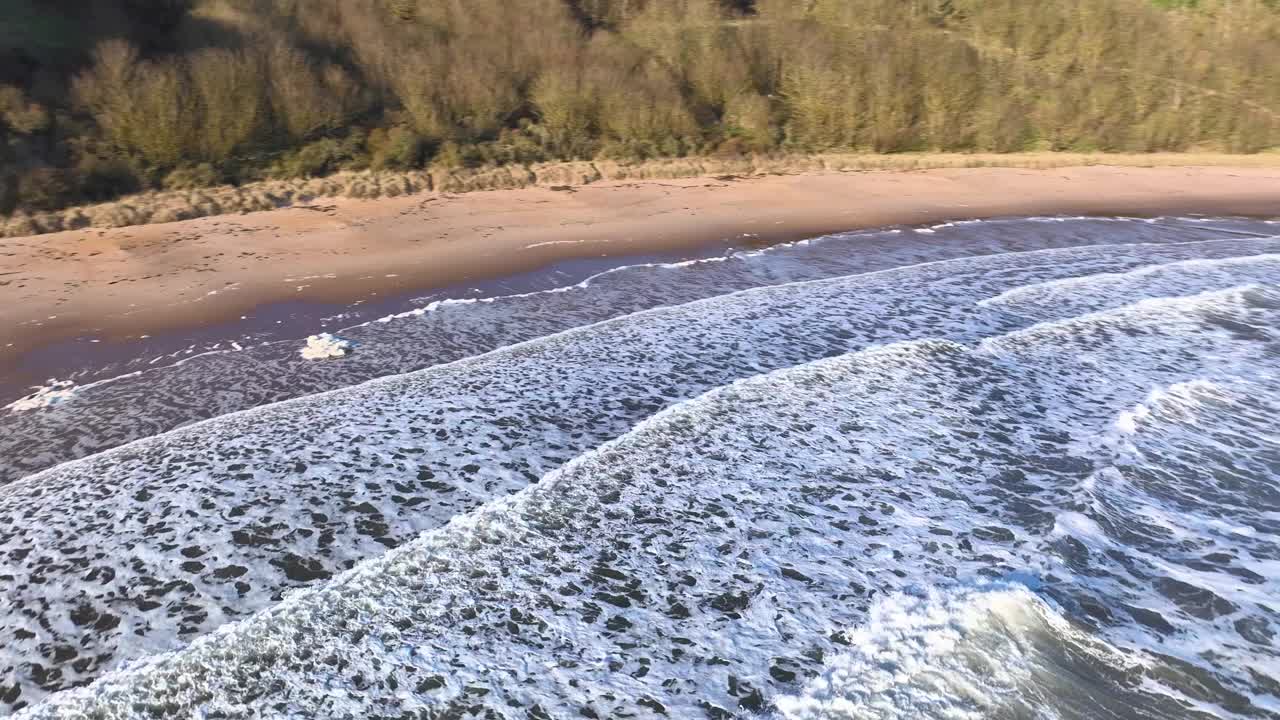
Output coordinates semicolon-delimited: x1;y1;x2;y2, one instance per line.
1;0;1279;231
6;151;1280;239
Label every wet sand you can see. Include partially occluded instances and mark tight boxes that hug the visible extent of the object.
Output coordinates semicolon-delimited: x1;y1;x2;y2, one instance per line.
2;165;1278;370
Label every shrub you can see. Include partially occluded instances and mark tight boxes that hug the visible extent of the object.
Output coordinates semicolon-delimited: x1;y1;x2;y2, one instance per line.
0;86;49;134
0;172;18;215
267;43;363;140
74;42;194;167
187;48;265;161
532;70;600;158
430;141;482;170
274;137;369;178
163;164;222;190
472;129;552;166
16;168;73;212
721;91;775;151
369;126;426;170
77;154;144;201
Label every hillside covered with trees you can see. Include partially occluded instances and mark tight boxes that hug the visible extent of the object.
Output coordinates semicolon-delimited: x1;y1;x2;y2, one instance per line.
2;0;1279;217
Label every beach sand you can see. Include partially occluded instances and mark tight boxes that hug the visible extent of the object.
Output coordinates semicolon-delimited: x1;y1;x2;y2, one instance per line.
2;165;1278;369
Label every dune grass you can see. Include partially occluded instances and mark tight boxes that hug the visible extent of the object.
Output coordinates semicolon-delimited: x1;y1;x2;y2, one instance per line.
4;152;1278;239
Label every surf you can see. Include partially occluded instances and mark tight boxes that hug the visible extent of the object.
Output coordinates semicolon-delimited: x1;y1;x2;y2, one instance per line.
5;221;1274;712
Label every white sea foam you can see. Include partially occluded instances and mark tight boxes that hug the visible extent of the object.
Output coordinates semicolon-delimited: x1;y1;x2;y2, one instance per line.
298;333;351;359
1051;511;1111;545
977;252;1280;316
4;218;1273;484
12;272;1279;719
5;380;78;414
4;372;143;415
979;251;1280;321
774;584;1142;720
979;284;1269;358
3;218;1279;715
1113;380;1220;437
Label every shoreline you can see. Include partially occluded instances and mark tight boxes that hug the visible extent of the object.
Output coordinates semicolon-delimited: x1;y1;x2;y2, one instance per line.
2;164;1278;380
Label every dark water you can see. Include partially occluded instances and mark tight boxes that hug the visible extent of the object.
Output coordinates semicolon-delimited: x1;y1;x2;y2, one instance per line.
0;250;719;406
3;216;1274;484
1;216;1278;719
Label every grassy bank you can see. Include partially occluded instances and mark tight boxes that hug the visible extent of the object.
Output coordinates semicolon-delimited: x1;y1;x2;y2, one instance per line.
5;152;1280;238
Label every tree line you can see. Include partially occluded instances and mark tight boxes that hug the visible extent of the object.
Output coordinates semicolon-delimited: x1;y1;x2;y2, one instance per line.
2;0;1278;216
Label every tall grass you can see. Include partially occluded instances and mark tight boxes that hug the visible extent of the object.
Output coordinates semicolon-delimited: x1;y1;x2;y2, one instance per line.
4;151;1279;238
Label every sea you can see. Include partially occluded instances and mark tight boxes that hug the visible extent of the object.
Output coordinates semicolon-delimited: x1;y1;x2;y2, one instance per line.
0;216;1277;719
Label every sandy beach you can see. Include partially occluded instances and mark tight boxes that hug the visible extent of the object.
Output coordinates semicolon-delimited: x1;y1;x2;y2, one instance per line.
2;165;1278;367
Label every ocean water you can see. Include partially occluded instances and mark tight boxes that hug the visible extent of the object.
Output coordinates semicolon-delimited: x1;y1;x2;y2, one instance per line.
5;216;1275;484
1;217;1278;718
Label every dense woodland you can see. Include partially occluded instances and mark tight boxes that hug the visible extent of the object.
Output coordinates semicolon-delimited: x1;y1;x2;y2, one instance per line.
2;0;1279;216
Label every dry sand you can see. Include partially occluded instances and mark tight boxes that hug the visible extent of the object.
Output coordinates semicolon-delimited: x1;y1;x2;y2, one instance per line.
2;165;1278;368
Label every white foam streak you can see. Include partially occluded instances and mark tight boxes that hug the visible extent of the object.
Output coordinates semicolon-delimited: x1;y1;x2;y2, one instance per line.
977;284;1266;358
979;252;1280;321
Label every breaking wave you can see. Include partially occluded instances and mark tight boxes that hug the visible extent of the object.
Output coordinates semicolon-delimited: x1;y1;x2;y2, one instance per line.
2;217;1279;718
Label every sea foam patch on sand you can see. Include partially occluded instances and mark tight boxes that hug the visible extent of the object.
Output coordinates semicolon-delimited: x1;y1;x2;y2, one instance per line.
5;380;78;414
299;333;352;360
